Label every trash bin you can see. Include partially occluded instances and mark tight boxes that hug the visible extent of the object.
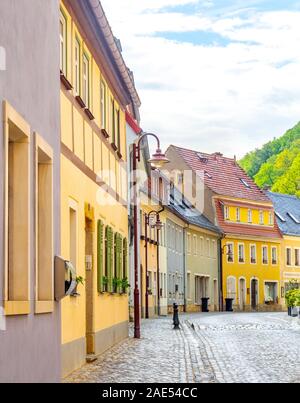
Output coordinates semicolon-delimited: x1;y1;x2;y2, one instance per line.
225;298;234;312
201;297;209;312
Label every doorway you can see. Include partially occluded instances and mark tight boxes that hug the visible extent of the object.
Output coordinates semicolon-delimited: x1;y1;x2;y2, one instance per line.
85;217;94;356
251;279;258;310
239;278;246;311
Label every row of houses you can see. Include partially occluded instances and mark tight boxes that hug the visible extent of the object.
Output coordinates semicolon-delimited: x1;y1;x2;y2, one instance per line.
0;0;300;383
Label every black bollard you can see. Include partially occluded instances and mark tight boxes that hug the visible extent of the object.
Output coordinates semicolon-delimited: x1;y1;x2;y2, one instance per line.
173;303;180;329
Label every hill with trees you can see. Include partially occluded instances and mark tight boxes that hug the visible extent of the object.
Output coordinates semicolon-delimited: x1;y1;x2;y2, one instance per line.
239;122;300;197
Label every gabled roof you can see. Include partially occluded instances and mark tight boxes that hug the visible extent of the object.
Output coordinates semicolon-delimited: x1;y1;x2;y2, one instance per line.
215;199;282;239
267;192;300;237
169;145;270;203
169;187;222;234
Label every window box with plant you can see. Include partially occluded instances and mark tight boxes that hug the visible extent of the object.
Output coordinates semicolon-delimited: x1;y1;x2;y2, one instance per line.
102;275;109;293
112;277;122;294
71;276;85;297
121;277;130;294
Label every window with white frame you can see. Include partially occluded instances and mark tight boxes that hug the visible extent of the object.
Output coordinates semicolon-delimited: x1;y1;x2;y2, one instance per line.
250;245;256;264
286;248;292;266
271;246;277;265
248;209;252;223
60;11;67;75
236;207;240;222
100;80;107;130
74;38;81;95
262;246;268;264
259;211;264;225
227;243;234;263
187;273;191;299
193;235;197;255
269;212;274;226
82;54;89;107
207;239;210;257
199;237;204;255
224;206;229;220
238;244;245;263
187;233;191;254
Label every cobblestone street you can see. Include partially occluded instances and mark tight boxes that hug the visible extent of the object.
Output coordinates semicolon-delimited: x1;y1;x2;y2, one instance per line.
65;312;300;383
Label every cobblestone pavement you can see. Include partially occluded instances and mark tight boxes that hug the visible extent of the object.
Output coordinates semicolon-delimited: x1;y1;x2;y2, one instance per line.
65;312;300;383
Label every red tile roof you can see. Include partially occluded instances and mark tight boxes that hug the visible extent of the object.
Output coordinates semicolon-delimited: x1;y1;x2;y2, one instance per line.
215;199;282;239
171;145;270;203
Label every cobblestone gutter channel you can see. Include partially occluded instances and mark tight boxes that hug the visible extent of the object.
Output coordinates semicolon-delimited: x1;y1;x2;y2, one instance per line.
65;313;300;384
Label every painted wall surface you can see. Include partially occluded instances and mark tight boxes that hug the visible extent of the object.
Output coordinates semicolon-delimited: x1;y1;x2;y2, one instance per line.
186;227;219;312
60;2;130;377
166;216;185;307
280;236;300;305
158;210;168;315
222;237;282;311
0;0;61;382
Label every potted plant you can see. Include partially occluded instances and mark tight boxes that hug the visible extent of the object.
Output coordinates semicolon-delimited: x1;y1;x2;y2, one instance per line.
121;278;130;294
102;275;109;292
71;276;85;297
265;296;274;305
285;289;300;316
112;277;122;293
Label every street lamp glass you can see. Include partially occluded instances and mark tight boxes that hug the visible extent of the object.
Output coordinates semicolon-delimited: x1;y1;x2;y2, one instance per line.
148;149;169;169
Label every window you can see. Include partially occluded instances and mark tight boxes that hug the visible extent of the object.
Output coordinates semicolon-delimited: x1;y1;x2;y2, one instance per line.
4;101;30;315
193;235;197;255
262;246;268;264
115;107;120;151
69;207;77;269
177;173;184;185
226;277;236;303
187;273;191;299
207;239;210;257
295;249;300;267
36;135;54;313
187;233;191;254
275;211;286;222
224;206;229;220
60;11;67;75
97;220;104;293
82;54;89;107
238;244;245;263
212;240;216;258
227;243;234;263
100;80;107;130
272;247;277;265
74;38;81;95
286;248;292;266
259;211;264;225
199;237;204;255
287;212;300;224
236;208;240;222
240;178;251;188
269;212;274;226
248;209;252;223
110;98;115;142
250;245;256;264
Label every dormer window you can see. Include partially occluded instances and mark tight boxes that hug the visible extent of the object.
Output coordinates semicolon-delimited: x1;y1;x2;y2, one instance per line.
204;171;212;179
224;206;229;220
287;212;300;224
236;207;240;222
240;178;251;188
197;153;208;163
269;212;274;226
248;209;252;223
275;211;286;222
259;211;264;225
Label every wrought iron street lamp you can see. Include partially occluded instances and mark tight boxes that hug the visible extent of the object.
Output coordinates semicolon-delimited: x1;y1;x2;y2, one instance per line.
132;132;169;339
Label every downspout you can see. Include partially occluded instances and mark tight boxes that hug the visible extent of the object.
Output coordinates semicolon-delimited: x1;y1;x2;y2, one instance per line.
219;234;225;312
156;207;164;316
183;225;188;313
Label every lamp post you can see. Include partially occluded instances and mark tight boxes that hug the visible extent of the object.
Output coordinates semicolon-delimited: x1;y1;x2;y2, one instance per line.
144;209;164;319
132;133;169;339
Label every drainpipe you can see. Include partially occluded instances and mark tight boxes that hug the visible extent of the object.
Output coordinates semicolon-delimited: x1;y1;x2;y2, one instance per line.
183;225;188;313
157;228;160;316
218;235;225;312
145;213;149;319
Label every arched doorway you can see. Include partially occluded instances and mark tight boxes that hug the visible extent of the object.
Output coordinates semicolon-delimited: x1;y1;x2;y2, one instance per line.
239;278;246;311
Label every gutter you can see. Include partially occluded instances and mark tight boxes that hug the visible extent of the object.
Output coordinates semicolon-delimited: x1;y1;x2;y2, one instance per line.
88;0;141;108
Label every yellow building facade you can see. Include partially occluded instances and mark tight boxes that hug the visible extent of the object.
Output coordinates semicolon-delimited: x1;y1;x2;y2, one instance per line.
219;198;282;311
59;0;139;377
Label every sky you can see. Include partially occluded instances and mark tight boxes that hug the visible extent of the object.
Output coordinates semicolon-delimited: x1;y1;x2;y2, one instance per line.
101;0;300;158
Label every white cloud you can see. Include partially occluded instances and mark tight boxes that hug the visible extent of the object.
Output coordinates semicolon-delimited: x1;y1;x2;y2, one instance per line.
101;0;300;158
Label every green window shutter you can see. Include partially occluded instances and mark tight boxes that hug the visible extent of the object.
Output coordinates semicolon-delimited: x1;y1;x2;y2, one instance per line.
123;238;128;279
97;220;104;293
108;227;114;292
